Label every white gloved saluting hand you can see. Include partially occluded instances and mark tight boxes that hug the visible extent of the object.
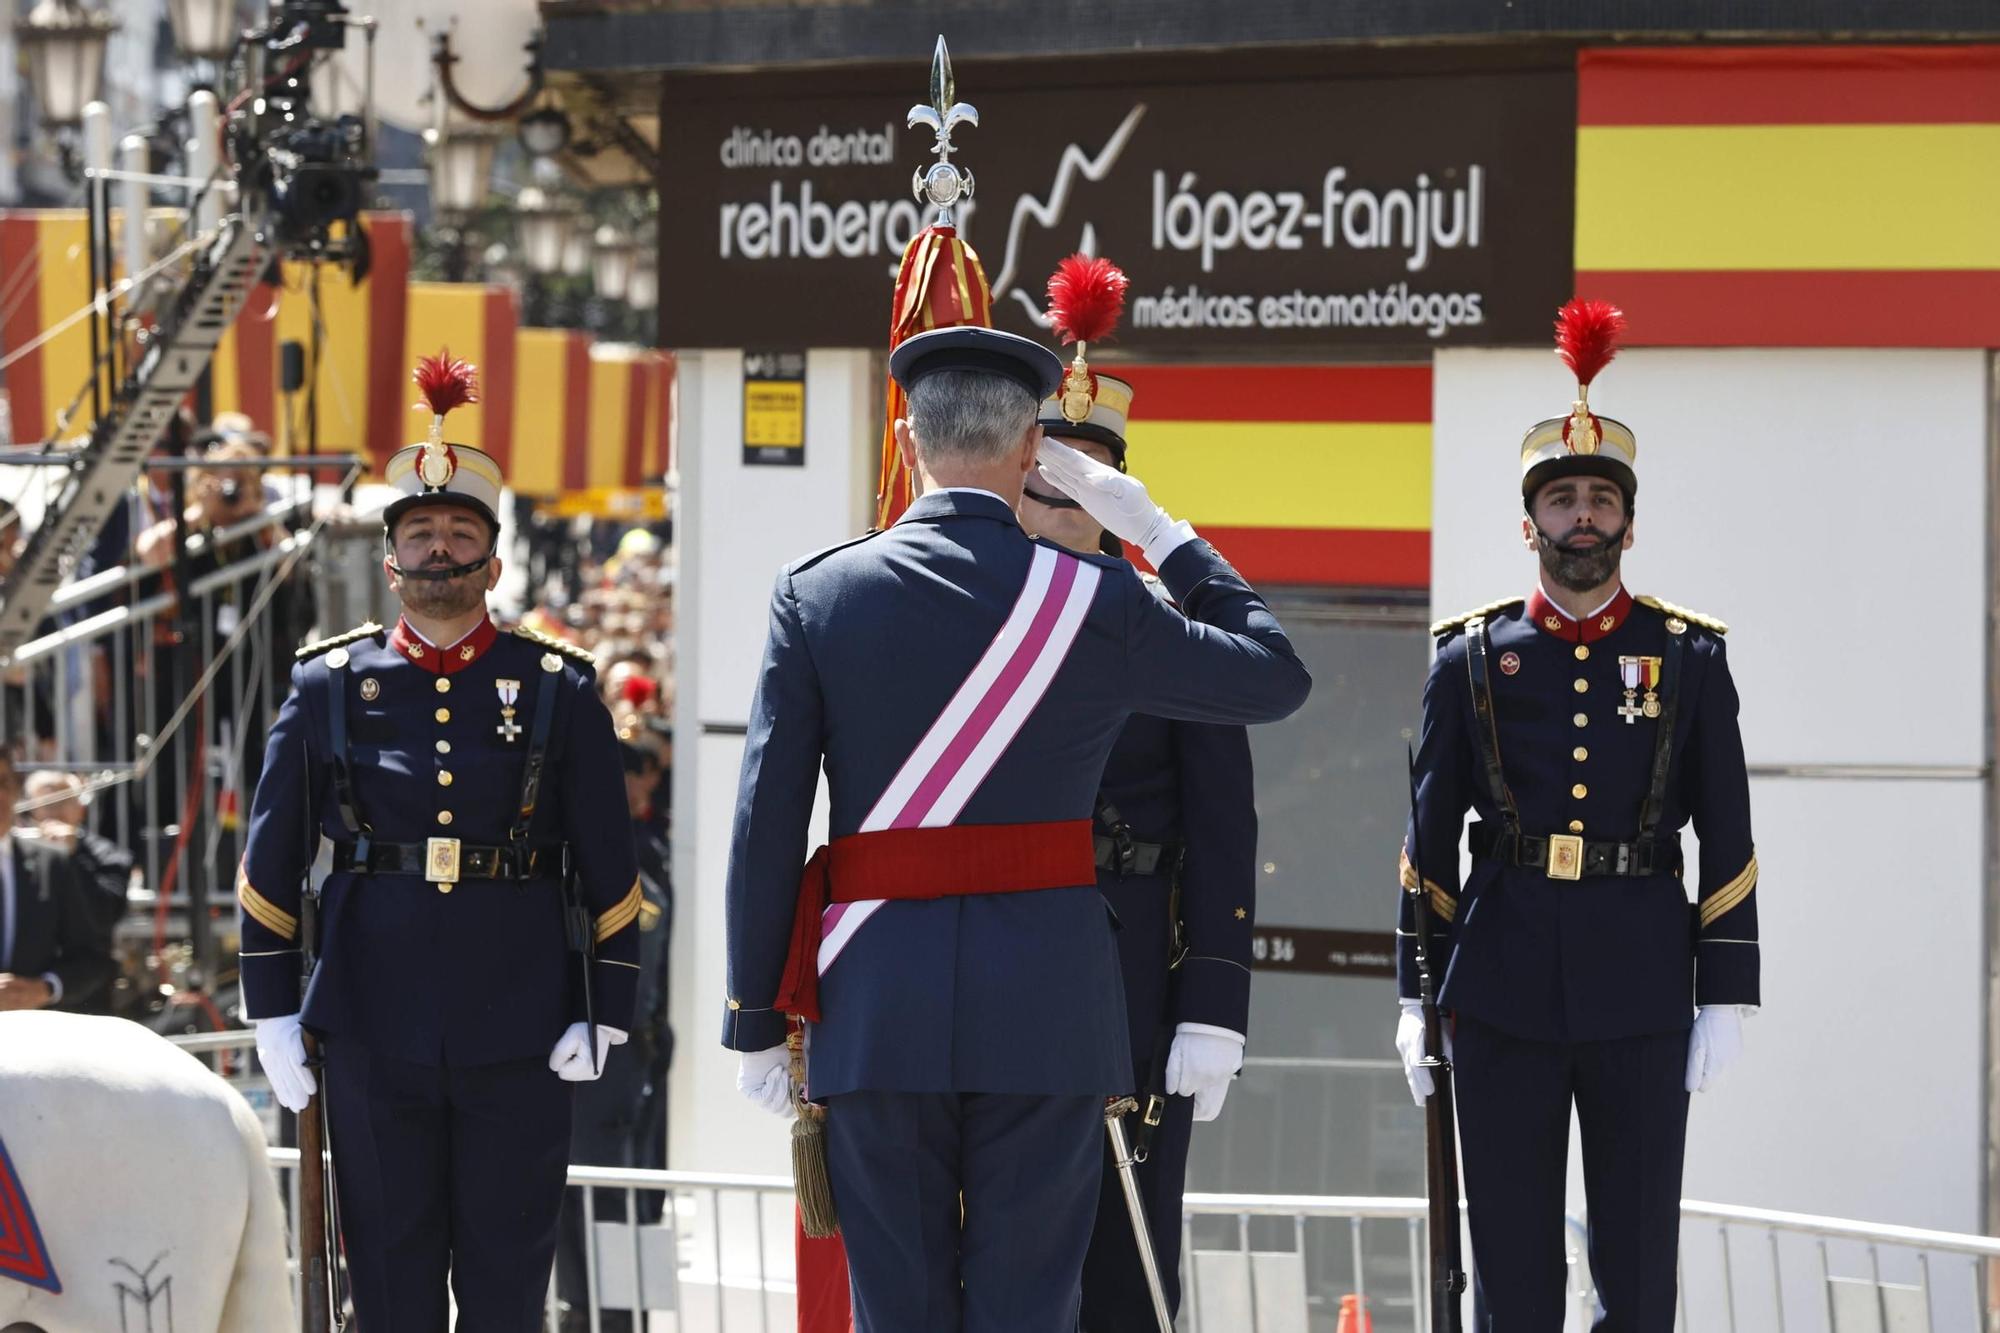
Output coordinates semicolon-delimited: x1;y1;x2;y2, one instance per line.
254;1013;316;1113
1164;1024;1245;1122
736;1043;796;1118
1035;439;1198;567
549;1022;628;1082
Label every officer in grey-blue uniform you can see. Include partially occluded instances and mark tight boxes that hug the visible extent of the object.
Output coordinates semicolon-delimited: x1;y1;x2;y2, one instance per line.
240;360;643;1333
1395;304;1758;1331
721;327;1311;1333
1018;370;1259;1330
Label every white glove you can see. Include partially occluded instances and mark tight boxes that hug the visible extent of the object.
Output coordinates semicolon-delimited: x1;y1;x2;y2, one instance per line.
1164;1024;1245;1122
1394;999;1453;1107
1035;438;1197;566
736;1043;796;1118
253;1014;316;1114
1684;1005;1745;1093
548;1022;628;1082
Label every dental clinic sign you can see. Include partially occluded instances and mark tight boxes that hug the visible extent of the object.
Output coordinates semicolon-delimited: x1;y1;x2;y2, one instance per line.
659;63;1574;350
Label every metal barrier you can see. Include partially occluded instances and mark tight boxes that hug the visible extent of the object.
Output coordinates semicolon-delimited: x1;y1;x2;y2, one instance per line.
0;461;358;1006
173;1032;2000;1332
181;1041;2000;1333
249;1150;2000;1333
1674;1200;2000;1333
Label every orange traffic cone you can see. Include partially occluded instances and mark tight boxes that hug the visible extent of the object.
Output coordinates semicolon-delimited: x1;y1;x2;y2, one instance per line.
1336;1292;1373;1333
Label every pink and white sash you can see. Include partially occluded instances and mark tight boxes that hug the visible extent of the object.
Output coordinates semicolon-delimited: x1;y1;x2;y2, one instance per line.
816;545;1102;974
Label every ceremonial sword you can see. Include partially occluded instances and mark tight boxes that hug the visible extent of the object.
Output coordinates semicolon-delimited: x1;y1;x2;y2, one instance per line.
1105;1096;1176;1333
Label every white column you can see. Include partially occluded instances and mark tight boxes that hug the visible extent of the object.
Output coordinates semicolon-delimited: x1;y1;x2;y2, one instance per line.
80;101;113;198
187;90;222;234
119;134;150;286
669;348;878;1175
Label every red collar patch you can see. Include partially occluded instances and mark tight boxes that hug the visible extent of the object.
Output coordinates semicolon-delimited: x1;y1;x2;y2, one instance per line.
0;1132;61;1293
1526;586;1633;644
389;616;498;674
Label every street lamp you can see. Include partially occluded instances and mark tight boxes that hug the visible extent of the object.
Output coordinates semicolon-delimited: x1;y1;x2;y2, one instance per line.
626;256;658;313
18;0;120;131
166;0;242;63
515;187;579;276
591;224;635;302
560;228;592;278
518;104;572;160
424;122;508;219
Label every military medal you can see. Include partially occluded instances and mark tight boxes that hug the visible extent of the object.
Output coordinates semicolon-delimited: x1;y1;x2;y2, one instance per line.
496;678;522;742
360;677;380;702
1618;656;1662;723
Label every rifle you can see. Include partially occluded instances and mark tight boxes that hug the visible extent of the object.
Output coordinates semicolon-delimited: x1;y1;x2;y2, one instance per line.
298;736;343;1332
297;903;340;1330
562;862;598;1073
1406;744;1465;1332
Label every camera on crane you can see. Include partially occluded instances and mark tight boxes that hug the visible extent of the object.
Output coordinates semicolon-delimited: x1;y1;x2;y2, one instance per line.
235;0;378;249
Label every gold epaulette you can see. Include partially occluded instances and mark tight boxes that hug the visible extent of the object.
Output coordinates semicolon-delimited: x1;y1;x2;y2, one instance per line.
1430;597;1525;638
1636;595;1728;635
295;622;383;661
512;624;598;666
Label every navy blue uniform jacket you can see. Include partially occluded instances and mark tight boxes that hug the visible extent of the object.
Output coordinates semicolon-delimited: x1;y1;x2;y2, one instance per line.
721;490;1310;1099
1397;589;1758;1043
237;618;643;1066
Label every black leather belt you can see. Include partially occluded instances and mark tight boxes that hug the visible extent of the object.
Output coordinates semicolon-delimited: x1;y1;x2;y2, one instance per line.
332;840;568;882
1093;835;1183;879
1469;822;1679;880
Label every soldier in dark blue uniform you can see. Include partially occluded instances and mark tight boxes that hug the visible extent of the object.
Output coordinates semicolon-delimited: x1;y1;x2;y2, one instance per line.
722;326;1311;1333
1394;303;1758;1331
1018;370;1258;1329
240;354;642;1333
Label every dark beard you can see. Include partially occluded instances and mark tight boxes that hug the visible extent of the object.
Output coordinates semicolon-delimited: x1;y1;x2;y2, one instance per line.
1538;528;1624;592
398;565;488;618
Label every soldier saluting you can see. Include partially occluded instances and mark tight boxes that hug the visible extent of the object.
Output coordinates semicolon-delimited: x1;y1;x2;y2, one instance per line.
240;354;643;1331
722;318;1311;1333
1020;256;1258;1331
1395;301;1759;1330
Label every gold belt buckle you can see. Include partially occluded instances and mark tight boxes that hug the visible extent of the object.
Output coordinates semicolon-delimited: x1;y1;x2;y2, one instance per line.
1546;834;1584;881
426;836;462;885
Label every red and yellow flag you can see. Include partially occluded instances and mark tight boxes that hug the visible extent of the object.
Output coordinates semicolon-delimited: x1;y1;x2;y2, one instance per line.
1574;45;2000;346
1119;364;1432;588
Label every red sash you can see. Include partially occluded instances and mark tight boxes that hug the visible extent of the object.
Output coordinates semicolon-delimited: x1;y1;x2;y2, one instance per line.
773;819;1096;1023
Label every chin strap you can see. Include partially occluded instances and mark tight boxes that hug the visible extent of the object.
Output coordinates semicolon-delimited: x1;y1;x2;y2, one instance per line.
386;556;490;582
383;538;496;582
1530;519;1628;555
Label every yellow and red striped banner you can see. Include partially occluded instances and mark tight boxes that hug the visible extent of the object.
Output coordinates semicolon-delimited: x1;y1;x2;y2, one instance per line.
0;210;412;461
404;281;518;473
270;213;413;470
585;344;673;491
0;209;99;445
1118;365;1430;588
1574;45;2000;346
511;327;591;498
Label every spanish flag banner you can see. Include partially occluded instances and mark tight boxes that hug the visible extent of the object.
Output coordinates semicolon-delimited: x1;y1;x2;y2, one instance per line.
1574;45;2000;347
1119;364;1431;588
